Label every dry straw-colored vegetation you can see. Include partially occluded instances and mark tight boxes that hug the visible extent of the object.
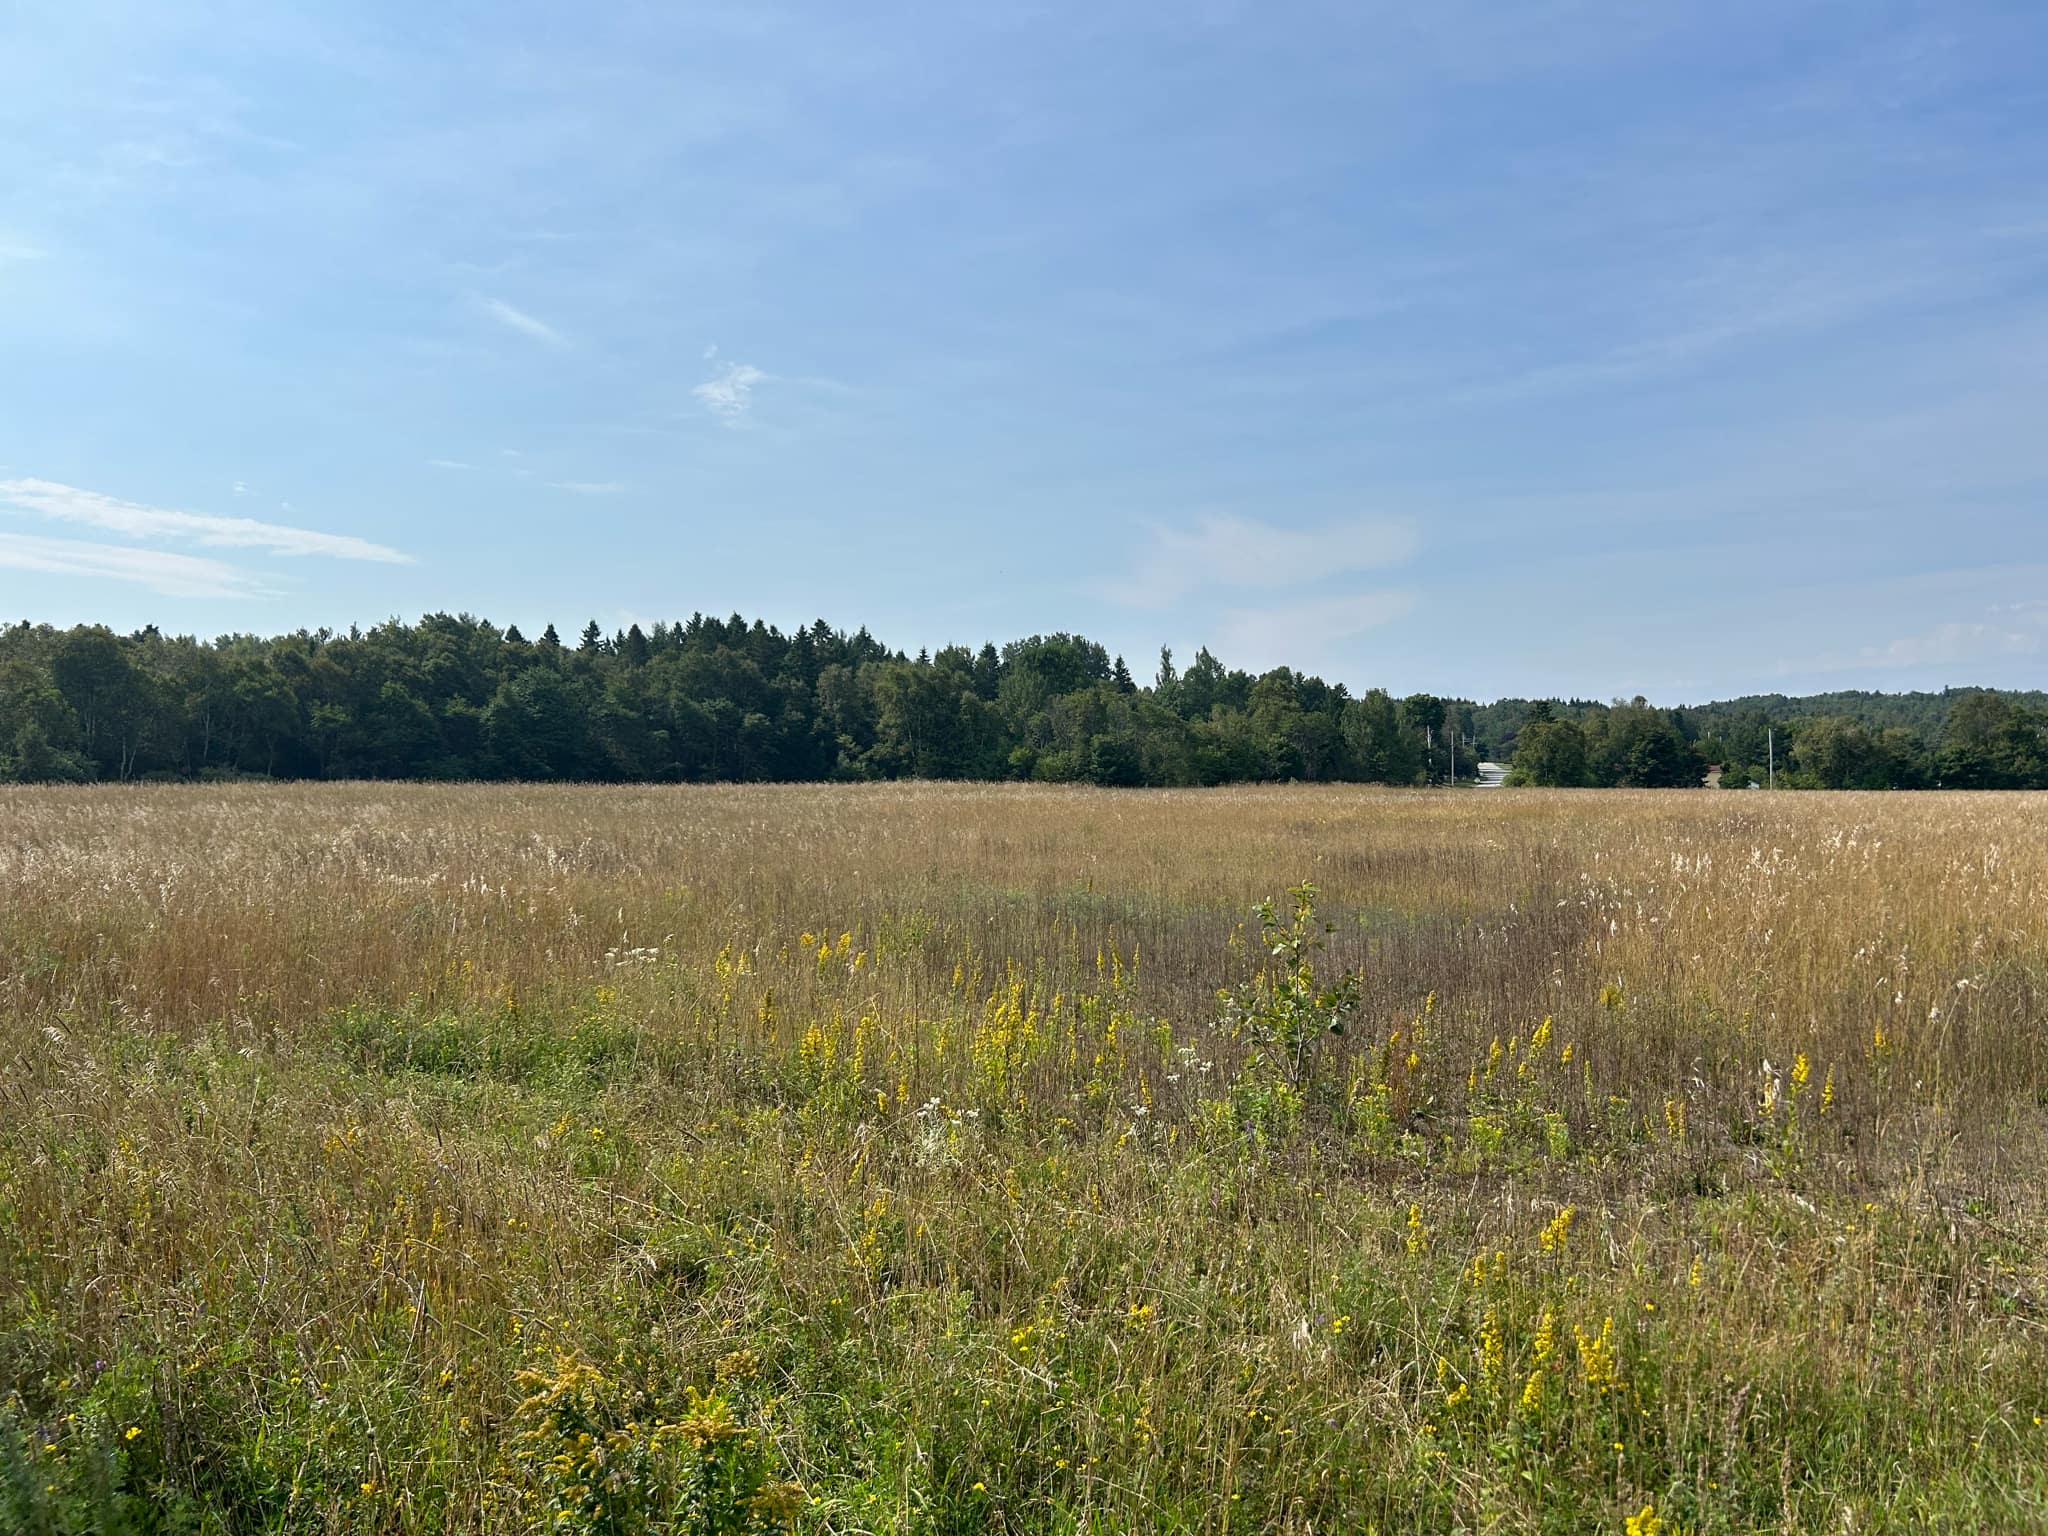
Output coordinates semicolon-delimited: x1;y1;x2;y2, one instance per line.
2;782;2045;1533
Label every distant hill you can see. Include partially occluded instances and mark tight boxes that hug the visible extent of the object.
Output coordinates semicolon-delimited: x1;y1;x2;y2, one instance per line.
1469;687;2048;758
1469;686;2048;791
1678;687;2048;736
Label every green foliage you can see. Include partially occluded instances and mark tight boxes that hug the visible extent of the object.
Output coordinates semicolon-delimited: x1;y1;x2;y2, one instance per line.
1341;687;1425;784
0;614;1463;789
1506;717;1590;786
508;1360;795;1535
0;1360;206;1535
1484;685;2048;790
1592;700;1698;787
326;1002;648;1088
1217;883;1361;1096
6;615;2048;789
6;786;2048;1531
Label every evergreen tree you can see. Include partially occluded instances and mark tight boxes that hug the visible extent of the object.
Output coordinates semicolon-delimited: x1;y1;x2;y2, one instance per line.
1;609;2039;791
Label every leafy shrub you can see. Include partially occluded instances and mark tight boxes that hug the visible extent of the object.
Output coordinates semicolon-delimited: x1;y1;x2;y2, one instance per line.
508;1355;800;1535
1216;883;1361;1100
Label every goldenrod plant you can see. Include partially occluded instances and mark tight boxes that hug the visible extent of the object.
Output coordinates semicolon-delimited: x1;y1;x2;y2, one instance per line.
1;781;2044;1531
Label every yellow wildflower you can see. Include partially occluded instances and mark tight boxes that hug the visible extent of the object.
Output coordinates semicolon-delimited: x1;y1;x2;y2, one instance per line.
1532;1306;1556;1362
1479;1305;1504;1381
1575;1315;1620;1393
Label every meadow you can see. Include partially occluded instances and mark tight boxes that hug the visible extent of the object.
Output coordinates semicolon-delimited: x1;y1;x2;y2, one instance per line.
2;782;2045;1534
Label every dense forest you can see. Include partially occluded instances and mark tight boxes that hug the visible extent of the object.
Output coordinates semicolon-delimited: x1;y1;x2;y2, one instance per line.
1;614;2043;788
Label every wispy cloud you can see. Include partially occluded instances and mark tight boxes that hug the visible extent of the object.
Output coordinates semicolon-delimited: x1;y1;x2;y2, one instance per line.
426;458;475;470
1455;259;1971;405
549;480;628;495
1112;513;1419;610
0;478;412;563
475;294;568;347
0;239;46;262
693;361;766;421
1212;590;1420;672
0;532;275;598
1806;602;2048;675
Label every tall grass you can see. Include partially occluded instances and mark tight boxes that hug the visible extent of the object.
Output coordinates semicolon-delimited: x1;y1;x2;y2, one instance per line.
1;783;2044;1532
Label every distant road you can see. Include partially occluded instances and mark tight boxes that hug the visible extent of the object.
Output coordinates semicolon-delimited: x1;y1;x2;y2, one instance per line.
1474;761;1507;788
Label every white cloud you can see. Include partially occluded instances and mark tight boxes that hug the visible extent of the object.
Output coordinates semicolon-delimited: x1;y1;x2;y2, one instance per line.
231;480;249;495
549;480;628;495
0;532;275;599
0;240;46;262
1112;512;1419;609
1808;604;2048;674
693;361;766;420
1455;262;1960;405
426;458;474;470
1212;590;1420;673
475;294;568;347
0;477;412;563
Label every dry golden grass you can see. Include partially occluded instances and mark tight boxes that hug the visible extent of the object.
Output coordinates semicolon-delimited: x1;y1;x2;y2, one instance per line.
2;783;2045;1533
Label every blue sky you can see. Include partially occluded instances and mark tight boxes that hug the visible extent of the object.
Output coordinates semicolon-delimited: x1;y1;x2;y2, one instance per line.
3;0;2045;702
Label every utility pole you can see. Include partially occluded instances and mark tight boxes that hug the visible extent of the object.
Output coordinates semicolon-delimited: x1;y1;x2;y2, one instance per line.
1768;727;1774;790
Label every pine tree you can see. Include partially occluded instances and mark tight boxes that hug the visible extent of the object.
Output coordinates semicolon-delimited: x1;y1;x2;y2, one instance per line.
973;643;1002;701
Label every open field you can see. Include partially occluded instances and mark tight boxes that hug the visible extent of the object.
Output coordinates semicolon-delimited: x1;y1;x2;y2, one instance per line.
3;782;2047;1533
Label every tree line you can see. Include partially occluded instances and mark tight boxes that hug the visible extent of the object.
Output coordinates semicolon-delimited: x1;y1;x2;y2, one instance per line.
0;614;1467;786
0;613;2041;789
1490;691;2048;789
